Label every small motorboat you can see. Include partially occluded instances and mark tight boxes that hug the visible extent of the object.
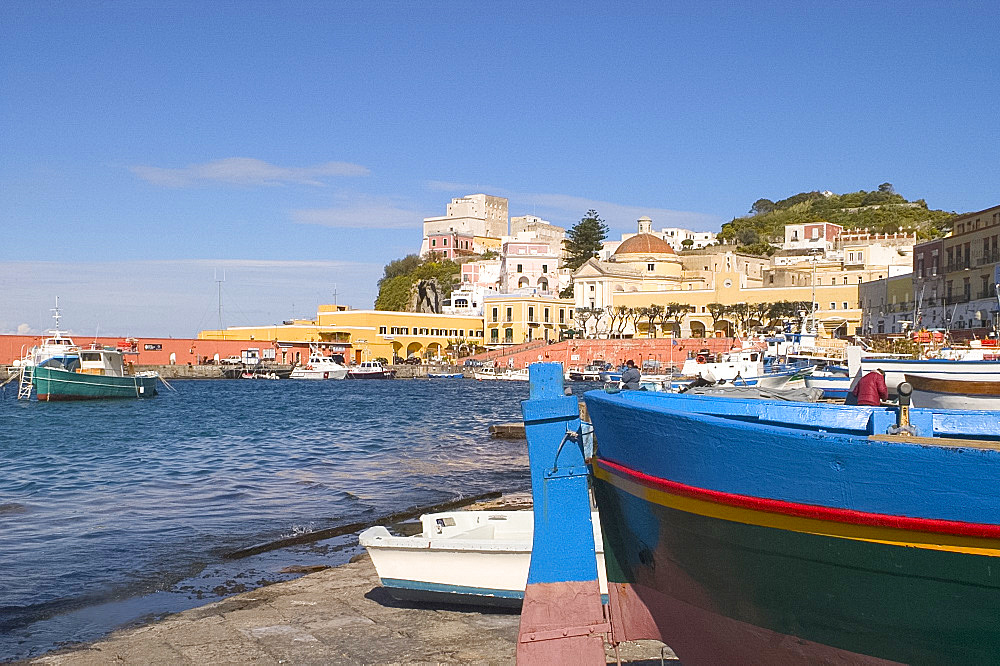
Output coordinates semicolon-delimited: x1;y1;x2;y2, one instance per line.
473;367;529;381
567;362;608;381
289;345;348;380
360;510;606;607
347;361;396;379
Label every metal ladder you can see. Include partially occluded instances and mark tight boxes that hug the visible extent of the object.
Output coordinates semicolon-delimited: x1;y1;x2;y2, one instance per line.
17;363;34;400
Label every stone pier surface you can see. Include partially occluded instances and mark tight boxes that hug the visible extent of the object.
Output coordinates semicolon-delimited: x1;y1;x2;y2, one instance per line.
27;553;670;665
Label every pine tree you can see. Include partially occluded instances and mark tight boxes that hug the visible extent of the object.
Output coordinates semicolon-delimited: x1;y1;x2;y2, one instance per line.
565;210;609;270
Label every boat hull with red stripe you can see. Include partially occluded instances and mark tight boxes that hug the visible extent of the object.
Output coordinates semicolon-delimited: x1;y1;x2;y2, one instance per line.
584;390;1000;664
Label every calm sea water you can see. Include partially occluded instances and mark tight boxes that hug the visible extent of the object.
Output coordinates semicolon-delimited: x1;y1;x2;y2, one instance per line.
0;378;590;661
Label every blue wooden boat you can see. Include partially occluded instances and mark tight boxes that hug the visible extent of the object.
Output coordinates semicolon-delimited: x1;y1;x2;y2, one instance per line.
519;363;1000;664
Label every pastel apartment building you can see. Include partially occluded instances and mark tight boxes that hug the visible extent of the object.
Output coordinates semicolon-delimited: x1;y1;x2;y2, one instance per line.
500;239;560;294
421;194;509;256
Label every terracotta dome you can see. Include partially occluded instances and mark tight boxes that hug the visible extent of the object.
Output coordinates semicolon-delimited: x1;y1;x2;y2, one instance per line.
614;233;676;256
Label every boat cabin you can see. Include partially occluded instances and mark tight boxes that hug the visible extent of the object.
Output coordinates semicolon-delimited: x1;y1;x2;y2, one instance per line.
78;348;129;377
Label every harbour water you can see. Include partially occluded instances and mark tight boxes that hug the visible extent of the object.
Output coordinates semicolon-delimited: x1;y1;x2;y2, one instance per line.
0;378;580;661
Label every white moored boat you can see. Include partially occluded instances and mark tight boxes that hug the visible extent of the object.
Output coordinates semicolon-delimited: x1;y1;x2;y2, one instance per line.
905;373;1000;410
359;510;606;607
347;361;396;379
473;367;529;381
847;340;1000;395
289;345;349;380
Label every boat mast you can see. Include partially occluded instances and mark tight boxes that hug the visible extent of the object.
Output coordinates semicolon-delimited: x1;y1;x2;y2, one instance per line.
50;297;62;333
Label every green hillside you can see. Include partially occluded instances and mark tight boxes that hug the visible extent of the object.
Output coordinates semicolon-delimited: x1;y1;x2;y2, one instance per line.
717;184;955;255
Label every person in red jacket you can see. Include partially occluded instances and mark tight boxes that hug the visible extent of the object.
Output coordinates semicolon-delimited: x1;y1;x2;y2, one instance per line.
851;368;888;406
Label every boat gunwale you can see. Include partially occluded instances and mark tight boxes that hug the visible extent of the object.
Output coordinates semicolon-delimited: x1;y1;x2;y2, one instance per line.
584;389;1000;449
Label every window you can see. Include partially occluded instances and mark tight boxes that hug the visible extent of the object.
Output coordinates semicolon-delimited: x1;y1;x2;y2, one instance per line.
379;326;387;334
542;264;548;273
506;307;512;322
589;285;595;292
504;328;513;343
431;239;436;247
843;277;848;285
517;264;523;272
830;302;836;310
544;308;550;322
559;309;566;323
647;263;655;271
528;306;535;322
443;238;448;246
491;307;498;322
490;329;499;342
843;302;849;310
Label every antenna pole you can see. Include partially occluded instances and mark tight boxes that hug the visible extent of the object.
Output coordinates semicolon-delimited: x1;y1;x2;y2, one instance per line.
215;269;226;333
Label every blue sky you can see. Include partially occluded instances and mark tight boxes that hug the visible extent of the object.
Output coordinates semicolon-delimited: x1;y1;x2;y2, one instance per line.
2;1;997;336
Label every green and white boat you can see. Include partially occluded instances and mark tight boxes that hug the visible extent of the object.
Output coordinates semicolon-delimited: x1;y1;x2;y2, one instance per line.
32;347;158;401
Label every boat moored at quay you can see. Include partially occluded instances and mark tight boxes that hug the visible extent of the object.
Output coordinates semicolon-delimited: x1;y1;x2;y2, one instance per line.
519;363;1000;664
346;361;396;379
288;345;349;380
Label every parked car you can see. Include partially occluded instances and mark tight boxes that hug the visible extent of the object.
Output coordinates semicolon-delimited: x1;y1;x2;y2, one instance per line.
463;359;484;367
402;356;422;365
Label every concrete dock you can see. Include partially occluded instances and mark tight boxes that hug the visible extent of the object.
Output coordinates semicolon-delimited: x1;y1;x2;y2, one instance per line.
25;492;671;664
28;552;671;665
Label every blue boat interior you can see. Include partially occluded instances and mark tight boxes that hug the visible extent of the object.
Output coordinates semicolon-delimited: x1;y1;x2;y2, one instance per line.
37;355;80;371
586;390;1000;442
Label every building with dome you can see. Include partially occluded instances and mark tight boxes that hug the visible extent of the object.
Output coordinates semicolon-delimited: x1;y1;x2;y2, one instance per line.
572;216;867;338
573;217;691;311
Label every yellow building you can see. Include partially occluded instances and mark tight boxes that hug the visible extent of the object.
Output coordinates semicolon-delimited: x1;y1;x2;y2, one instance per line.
611;276;862;338
574;221;868;338
199;306;485;364
571;217;924;339
483;294;575;346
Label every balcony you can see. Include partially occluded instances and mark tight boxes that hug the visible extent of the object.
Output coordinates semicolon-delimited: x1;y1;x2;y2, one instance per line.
946;294;970;305
977;250;1000;266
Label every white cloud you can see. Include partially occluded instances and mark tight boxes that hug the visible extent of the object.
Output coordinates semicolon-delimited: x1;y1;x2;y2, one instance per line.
291;198;423;229
130;158;370;188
